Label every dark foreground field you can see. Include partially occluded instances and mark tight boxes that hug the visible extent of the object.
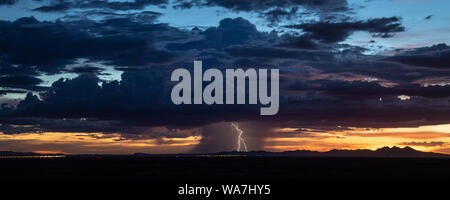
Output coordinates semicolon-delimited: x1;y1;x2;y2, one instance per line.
1;156;448;199
1;156;450;181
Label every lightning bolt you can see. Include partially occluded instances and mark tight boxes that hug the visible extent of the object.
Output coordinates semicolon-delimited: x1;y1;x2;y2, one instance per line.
231;122;248;152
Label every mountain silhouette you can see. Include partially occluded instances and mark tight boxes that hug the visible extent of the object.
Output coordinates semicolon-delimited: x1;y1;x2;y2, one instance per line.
167;146;449;158
0;151;65;157
2;146;448;158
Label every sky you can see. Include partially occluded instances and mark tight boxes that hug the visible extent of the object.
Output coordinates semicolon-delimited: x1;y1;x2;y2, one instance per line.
0;0;450;154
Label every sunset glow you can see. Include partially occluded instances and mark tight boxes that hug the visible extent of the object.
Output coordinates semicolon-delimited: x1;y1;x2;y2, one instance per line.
1;123;449;154
0;132;201;154
265;124;450;154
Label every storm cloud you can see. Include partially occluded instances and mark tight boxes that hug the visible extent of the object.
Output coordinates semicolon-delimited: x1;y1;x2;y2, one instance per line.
32;0;169;12
285;17;405;43
0;1;450;153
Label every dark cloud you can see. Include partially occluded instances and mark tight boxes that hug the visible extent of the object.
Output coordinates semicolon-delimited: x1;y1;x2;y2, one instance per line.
399;141;445;147
303;58;450;86
173;0;348;12
0;89;26;96
0;75;42;86
0;123;41;134
173;0;349;23
167;17;272;51
0;117;200;142
262;7;299;24
8;70;264;127
0;16;174;76
289;80;450;99
0;75;45;90
66;65;103;74
1;17;449;130
33;2;70;12
82;10;163;21
388;43;450;69
33;0;168;12
275;34;319;49
286;17;404;43
225;45;333;61
0;0;17;6
15;72;163;118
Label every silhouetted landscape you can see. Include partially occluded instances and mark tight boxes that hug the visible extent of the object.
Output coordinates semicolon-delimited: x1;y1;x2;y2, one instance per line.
1;146;448;199
135;146;450;158
1;146;449;181
3;146;449;158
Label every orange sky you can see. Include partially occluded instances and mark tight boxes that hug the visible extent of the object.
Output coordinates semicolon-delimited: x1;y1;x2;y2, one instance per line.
266;124;450;154
0;132;201;154
0;123;449;154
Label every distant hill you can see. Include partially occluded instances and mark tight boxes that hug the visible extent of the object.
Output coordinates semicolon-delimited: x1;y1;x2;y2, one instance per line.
211;146;449;158
133;146;449;158
2;146;448;158
0;151;65;157
323;146;448;158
